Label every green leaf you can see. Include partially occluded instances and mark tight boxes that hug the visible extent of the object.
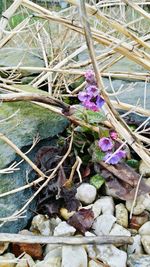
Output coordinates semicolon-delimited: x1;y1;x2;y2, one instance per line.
91;144;105;162
86;109;106;124
90;174;105;189
126;159;139;170
74;106;106;124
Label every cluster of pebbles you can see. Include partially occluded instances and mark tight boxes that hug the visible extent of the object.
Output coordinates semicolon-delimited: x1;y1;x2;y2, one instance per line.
0;161;150;267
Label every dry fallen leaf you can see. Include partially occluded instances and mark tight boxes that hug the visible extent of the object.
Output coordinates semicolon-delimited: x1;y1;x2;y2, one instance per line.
68;208;94;234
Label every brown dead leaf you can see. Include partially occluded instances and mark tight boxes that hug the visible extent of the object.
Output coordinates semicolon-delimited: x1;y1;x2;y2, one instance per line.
68;208;94;234
12;243;43;260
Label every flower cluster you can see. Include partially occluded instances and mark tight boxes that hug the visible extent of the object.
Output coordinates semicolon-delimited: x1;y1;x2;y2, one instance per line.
78;70;105;112
98;134;126;165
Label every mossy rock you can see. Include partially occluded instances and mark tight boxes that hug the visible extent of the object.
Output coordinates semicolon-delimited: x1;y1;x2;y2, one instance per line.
0;85;69;232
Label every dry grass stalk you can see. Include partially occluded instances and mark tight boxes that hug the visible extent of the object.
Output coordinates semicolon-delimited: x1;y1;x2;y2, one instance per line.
123;0;150;20
79;0;150;167
0;233;133;245
0;17;30;49
21;0;150;72
0;133;45;179
0;0;23;39
67;0;150;51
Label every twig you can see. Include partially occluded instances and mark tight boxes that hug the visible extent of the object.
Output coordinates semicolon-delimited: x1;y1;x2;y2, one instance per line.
0;92;69;112
0;133;45;179
0;0;23;39
0;233;133;245
129;174;143;219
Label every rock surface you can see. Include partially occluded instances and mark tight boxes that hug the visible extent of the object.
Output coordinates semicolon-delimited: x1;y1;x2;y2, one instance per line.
61;245;87;267
30;214;52;236
115;203;128;228
92;214;116;235
0;253;16;267
54;222;76;236
76;183;97;204
109;223;131;237
127;255;150;267
141;236;150;255
139;221;150;235
0;48;44;77
0;86;68;233
16;253;36;267
96;245;127;267
127;235;143;255
92;196;114;218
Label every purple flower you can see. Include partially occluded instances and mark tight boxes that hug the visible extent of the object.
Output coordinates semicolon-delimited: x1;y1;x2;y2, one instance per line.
84;70;96;85
103;150;126;165
86;85;98;97
98;137;114;152
78;91;92;102
110;130;118;140
84;100;99;111
96;95;105;108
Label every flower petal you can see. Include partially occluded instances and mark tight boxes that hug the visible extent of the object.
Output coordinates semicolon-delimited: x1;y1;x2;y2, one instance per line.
98;137;114;152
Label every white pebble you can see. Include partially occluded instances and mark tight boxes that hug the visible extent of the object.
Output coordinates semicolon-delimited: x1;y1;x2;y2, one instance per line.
115;203;128;228
109;223;131;237
54;221;76;236
139;221;150;235
127;235;143;255
61;245;87;267
141;236;150;255
76;183;97;204
92;196;114;218
96;245;127;267
92;214;116;235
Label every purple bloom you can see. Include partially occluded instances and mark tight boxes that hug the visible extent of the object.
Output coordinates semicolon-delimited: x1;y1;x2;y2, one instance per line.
84;100;99;111
78;91;92;102
84;70;96;85
86;85;98;97
103;150;126;165
98;137;114;152
96;95;105;108
110;130;118;140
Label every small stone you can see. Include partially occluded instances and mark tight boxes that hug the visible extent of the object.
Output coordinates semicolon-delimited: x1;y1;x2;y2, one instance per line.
126;194;150;215
35;257;61;267
115;203;128;228
0;253;16;267
139;160;150;177
109;223;131;237
96;245;127;267
0;242;9;255
127;235;143;255
54;221;76;236
44;244;61;257
85;232;97;259
36;247;62;267
92;197;114;218
60;208;75;220
139;221;150;235
128;254;150;267
61;245;87;267
92;214;116;235
31;214;52;236
141;236;150;255
129;211;149;230
89;259;106;267
76;183;97;204
16;253;35;267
